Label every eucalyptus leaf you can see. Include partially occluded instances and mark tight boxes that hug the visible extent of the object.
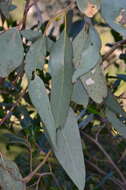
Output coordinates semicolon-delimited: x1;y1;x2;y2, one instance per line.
50;32;73;129
46;37;54;52
69;19;85;39
72;80;89;107
81;63;107;103
28;75;56;147
3;133;28;148
72;25;102;82
0;158;26;190
0;1;10;18
54;108;86;190
106;108;126;138
101;0;126;36
20;29;42;41
0;28;24;77
25;37;46;81
76;0;100;17
105;90;126;118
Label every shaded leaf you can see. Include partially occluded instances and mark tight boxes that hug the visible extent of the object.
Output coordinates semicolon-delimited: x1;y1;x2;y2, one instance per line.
0;29;24;77
78;113;94;129
69;19;85;39
20;29;42;41
72;25;102;82
101;0;126;36
117;74;126;82
28;75;56;147
46;37;54;52
50;32;73;129
3;133;28;148
105;90;126;118
106;108;126;138
76;0;100;17
25;37;46;80
0;1;10;18
54;108;85;190
81;63;107;103
72;80;89;107
0;158;26;190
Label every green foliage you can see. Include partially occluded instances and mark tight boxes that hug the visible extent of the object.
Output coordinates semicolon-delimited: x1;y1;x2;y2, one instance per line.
0;0;126;190
0;158;26;190
0;29;24;77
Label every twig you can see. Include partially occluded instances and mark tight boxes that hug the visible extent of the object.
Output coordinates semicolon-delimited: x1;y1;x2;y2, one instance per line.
33;0;43;25
86;159;124;189
21;0;31;29
0;88;27;126
81;132;126;185
103;39;126;61
22;150;52;183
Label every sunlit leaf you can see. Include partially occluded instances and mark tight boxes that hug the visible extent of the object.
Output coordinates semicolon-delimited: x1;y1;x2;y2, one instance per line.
101;0;126;36
76;0;100;17
81;63;107;103
106;108;126;138
72;80;89;107
25;37;46;81
54;108;86;190
28;75;56;147
50;32;73;129
0;29;24;77
72;25;102;82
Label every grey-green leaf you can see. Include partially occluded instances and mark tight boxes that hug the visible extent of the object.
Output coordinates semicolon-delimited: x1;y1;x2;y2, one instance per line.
72;25;102;82
0;158;26;190
20;29;42;41
106;108;126;138
105;90;126;118
81;63;107;103
0;1;10;18
54;108;86;190
0;28;24;77
50;32;73;129
28;75;56;147
25;37;46;81
72;80;89;107
101;0;126;36
76;0;100;17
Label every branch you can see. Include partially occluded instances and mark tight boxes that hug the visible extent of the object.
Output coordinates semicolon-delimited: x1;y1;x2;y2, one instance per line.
21;0;32;29
103;39;126;61
81;131;126;185
0;88;27;126
22;150;52;183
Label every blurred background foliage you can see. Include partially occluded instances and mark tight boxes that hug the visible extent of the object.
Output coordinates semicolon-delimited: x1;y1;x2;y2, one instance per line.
0;0;126;190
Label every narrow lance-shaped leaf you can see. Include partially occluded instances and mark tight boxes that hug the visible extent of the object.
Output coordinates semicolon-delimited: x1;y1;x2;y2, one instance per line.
76;0;100;17
0;29;24;77
72;24;102;82
106;108;126;138
104;90;126;118
25;37;46;81
101;0;126;36
54;108;86;190
28;75;56;147
72;80;89;107
81;63;107;103
49;32;73;129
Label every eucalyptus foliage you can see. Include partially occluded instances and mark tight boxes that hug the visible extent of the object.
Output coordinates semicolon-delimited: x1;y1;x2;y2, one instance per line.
0;0;126;189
